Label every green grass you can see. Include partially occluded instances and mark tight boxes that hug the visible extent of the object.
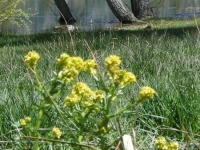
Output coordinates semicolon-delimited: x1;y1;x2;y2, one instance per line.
122;17;200;31
0;24;200;149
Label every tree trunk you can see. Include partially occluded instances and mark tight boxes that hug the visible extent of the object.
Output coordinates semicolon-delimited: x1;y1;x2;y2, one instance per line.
106;0;138;23
54;0;76;25
131;0;149;20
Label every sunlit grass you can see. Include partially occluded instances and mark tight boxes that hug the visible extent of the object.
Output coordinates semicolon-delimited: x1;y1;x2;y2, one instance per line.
122;17;200;31
0;28;200;149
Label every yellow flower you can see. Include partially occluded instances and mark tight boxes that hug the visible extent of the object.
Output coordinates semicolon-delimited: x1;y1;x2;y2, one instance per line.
139;86;155;102
81;101;93;107
169;142;179;150
83;59;97;75
64;82;96;107
57;53;70;69
57;56;84;83
68;57;84;71
52;127;62;139
161;145;169;150
155;136;178;150
113;69;126;83
113;70;136;86
57;54;83;71
64;93;80;107
58;67;79;83
155;136;167;148
20;119;26;126
100;126;107;133
155;136;167;145
94;90;104;102
105;55;121;73
24;51;40;70
24;117;31;123
20;117;31;126
123;72;136;84
72;82;94;99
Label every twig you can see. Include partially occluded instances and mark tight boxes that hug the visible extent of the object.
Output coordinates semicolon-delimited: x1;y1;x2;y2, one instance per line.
194;14;200;35
181;125;200;150
159;126;200;137
21;136;100;150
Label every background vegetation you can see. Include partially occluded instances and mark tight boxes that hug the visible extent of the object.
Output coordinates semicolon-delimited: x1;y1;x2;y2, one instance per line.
0;0;31;29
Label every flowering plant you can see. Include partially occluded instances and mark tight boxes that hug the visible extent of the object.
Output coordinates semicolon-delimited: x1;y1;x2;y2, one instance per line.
19;51;156;149
155;136;179;150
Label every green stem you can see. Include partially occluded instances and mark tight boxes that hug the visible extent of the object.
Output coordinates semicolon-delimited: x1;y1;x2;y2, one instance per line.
100;136;106;149
105;86;116;115
34;108;44;150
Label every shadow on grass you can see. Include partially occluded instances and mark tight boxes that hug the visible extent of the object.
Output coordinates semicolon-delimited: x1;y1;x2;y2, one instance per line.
0;26;199;47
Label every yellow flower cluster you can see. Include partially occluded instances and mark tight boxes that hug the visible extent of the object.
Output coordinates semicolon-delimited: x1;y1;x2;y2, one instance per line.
64;82;104;107
139;86;155;102
114;70;136;86
20;117;31;126
52;127;62;139
105;55;136;86
24;51;40;70
64;94;80;106
57;53;70;69
57;53;97;83
155;136;179;150
58;56;83;83
83;59;97;75
105;55;121;73
94;90;104;102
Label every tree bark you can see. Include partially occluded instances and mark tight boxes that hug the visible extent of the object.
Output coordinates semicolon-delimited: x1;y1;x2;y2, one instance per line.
131;0;149;19
54;0;76;25
106;0;138;23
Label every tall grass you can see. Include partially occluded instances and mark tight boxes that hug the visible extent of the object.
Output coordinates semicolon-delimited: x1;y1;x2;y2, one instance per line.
0;29;200;149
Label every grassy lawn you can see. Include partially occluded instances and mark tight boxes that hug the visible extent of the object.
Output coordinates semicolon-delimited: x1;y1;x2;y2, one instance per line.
0;18;200;149
122;17;200;31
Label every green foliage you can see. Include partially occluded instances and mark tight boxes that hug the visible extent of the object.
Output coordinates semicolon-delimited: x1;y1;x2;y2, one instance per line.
0;0;31;29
